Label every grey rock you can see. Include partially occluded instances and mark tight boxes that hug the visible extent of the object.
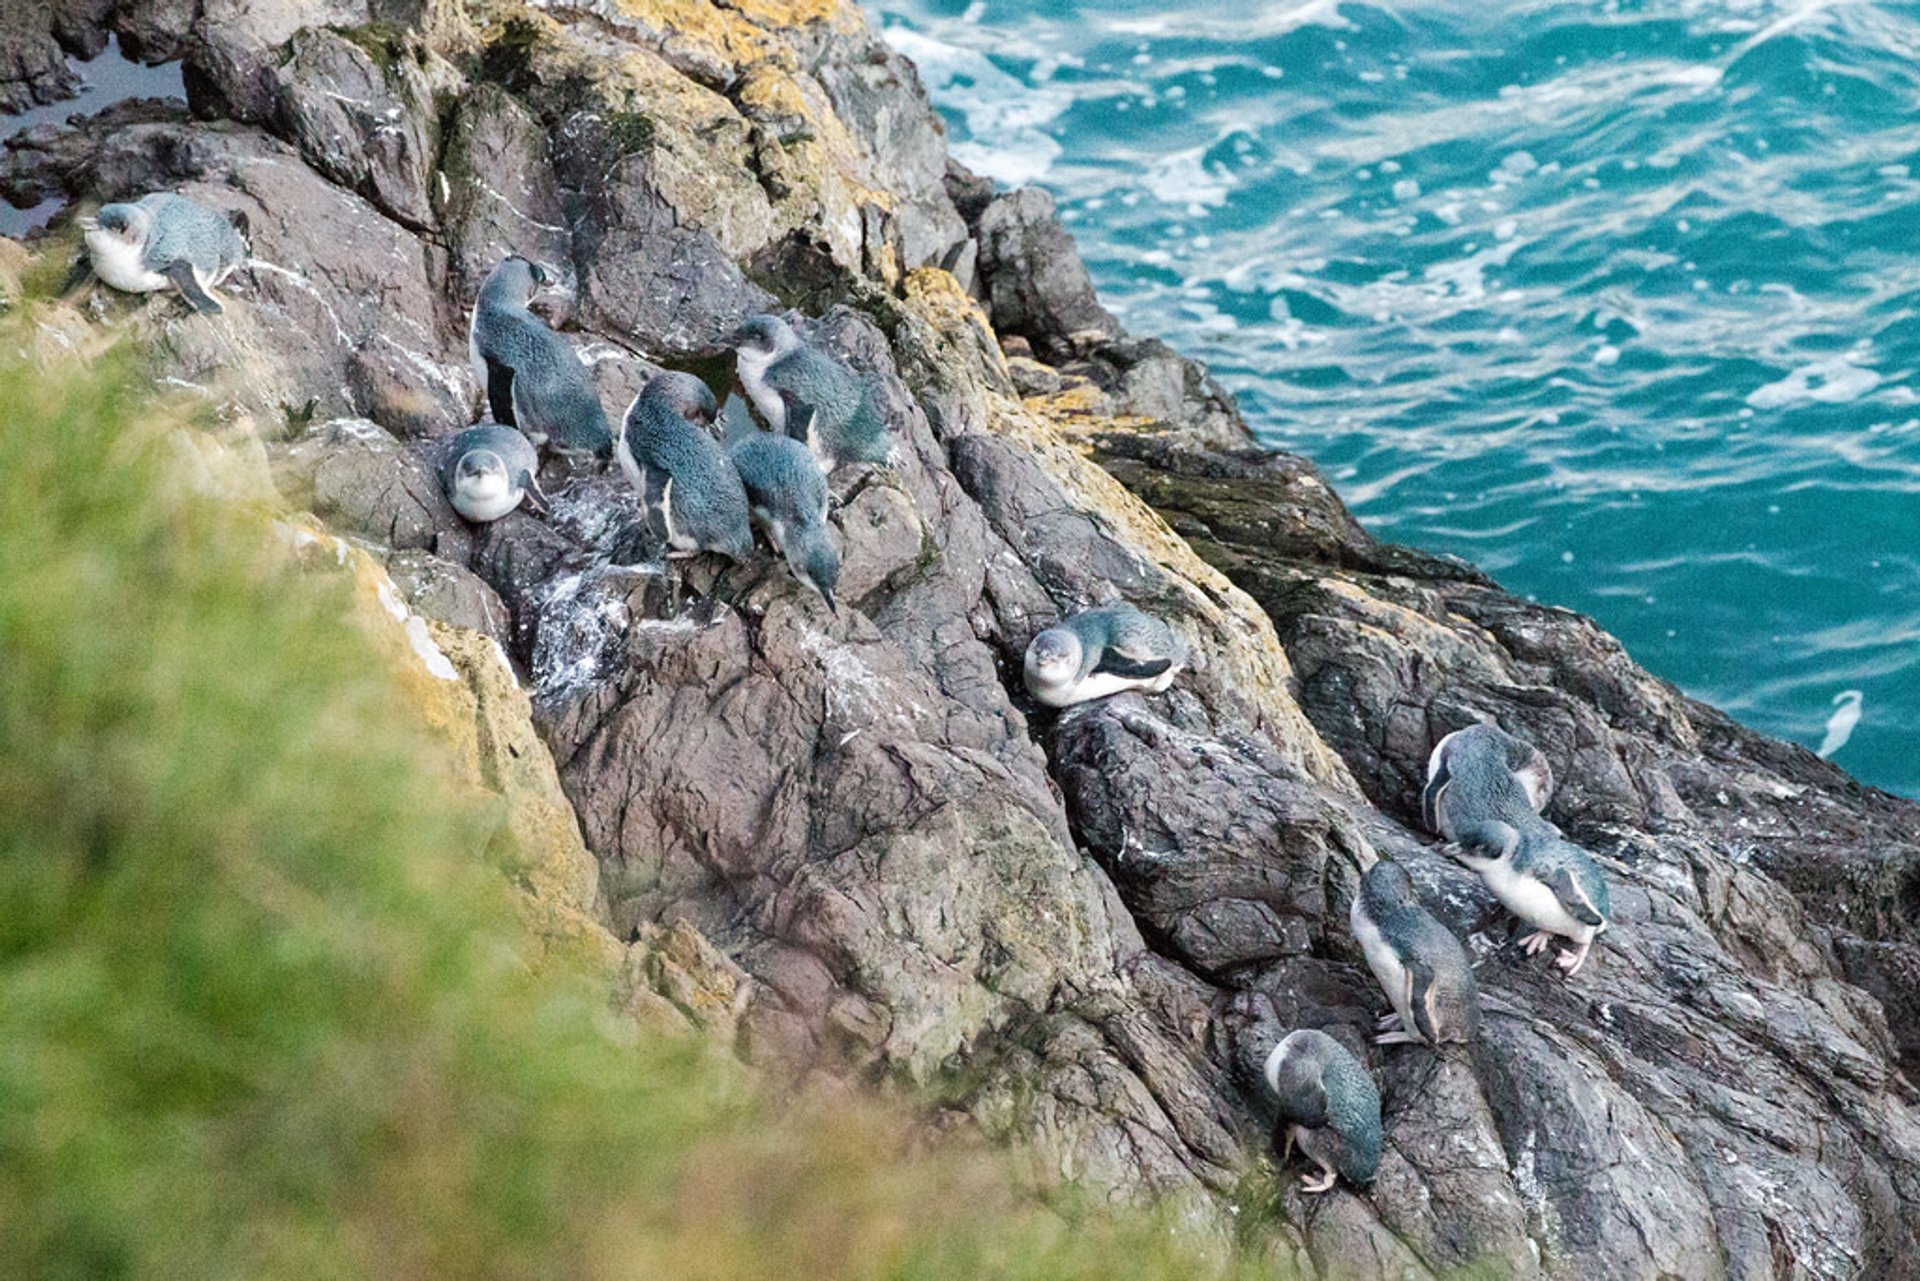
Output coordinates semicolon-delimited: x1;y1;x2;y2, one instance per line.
385;547;510;649
269;417;455;551
19;0;1920;1275
970;185;1118;362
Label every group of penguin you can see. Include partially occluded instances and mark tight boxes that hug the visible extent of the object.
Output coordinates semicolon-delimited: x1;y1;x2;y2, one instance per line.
77;187;1617;1201
455;254;886;614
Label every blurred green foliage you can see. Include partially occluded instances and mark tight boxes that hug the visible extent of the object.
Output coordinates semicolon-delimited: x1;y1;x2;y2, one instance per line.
0;341;1283;1279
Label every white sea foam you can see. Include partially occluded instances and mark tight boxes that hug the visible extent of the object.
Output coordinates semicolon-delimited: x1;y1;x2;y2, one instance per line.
881;27;1068;185
1746;354;1883;409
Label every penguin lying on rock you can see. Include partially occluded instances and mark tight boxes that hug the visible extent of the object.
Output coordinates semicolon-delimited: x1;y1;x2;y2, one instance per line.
1022;604;1188;708
82;192;249;315
1351;859;1479;1046
1422;723;1611;978
1264;1029;1382;1194
440;425;546;524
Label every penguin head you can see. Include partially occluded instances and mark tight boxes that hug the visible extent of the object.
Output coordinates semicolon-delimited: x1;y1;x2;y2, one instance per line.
481;255;553;309
1361;858;1417;908
448;448;523;522
788;525;841;615
731;314;802;361
87;201;150;246
641;371;719;429
1024;625;1084;692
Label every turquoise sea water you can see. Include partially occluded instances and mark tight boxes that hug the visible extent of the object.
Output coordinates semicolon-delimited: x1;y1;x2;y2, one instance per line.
868;0;1918;798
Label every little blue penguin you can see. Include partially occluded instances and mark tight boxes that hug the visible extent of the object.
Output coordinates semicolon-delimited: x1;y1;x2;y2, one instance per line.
1263;1029;1382;1194
83;192;248;315
1023;604;1188;708
728;429;840;613
1421;723;1611;977
1350;860;1479;1046
617;372;753;561
468;257;612;458
440;425;546;523
731;314;894;471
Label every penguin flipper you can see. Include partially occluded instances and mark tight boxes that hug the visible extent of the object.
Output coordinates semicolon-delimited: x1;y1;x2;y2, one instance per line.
485;356;518;428
1405;956;1441;1044
1544;864;1606;928
61;253;93;294
780;388;817;446
1454;820;1520;860
1420;745;1454;836
1092;648;1175;682
167;260;223;315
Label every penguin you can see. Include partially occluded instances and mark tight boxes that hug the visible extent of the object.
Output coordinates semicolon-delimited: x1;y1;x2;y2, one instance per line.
1421;723;1611;977
1022;604;1188;708
1350;860;1479;1046
728;428;840;613
1263;1029;1382;1194
82;192;248;315
730;314;894;471
616;372;753;562
468;256;612;459
440;425;546;523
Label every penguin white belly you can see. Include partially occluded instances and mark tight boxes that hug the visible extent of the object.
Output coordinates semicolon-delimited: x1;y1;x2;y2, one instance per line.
87;233;167;293
735;354;787;433
1481;860;1586;940
614;432;643;492
452;474;520;522
467;314;489;394
1053;671;1148;706
1350;900;1414;1028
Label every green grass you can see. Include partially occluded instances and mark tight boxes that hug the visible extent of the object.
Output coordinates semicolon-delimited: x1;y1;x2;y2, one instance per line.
0;335;1280;1278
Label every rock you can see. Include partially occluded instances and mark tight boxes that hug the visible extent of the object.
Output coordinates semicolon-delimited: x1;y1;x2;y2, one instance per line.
385;547;508;648
18;0;1920;1274
969;185;1118;362
209;26;445;231
269;417;458;552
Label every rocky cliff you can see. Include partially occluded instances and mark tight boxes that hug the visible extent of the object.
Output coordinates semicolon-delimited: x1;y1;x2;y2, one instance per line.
6;0;1920;1277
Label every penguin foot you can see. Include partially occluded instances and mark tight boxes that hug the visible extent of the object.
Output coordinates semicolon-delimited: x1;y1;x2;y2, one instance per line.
1375;1012;1403;1032
1299;1167;1338;1195
1556;939;1593;977
1374;1029;1427;1047
1518;930;1555;957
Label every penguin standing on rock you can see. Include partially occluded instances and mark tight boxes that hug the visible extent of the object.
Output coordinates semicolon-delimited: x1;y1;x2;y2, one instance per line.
1351;860;1479;1046
468;257;612;459
82;192;249;315
731;314;895;471
1422;723;1611;977
617;372;753;563
1022;604;1188;708
440;425;546;524
728;430;840;612
1264;1029;1382;1194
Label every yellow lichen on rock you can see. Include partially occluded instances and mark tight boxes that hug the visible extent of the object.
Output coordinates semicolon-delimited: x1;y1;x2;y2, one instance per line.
285;521;621;972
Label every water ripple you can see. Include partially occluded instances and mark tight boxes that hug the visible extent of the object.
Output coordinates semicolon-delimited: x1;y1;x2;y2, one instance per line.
870;0;1920;795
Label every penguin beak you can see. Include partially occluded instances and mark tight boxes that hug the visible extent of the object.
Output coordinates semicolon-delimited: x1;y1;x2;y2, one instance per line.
820;587;839;617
